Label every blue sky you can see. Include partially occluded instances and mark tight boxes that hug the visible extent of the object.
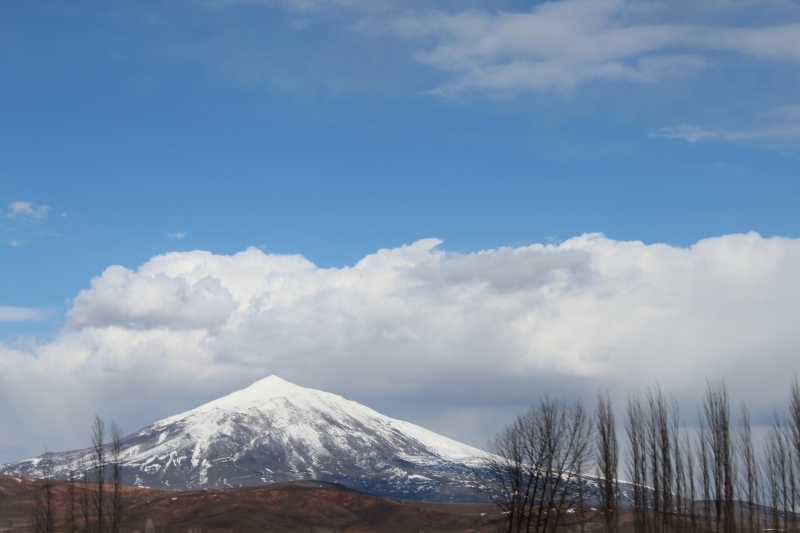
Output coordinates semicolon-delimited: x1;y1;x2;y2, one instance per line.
3;0;799;314
3;0;800;460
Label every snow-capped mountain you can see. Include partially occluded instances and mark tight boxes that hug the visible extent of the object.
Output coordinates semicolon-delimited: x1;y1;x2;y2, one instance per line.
0;376;488;502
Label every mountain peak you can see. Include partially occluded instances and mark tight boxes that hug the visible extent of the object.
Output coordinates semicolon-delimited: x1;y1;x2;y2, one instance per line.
249;374;296;389
227;374;310;401
159;375;359;427
0;375;487;502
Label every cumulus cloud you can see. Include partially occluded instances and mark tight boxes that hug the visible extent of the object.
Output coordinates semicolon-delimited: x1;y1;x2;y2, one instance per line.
7;201;50;223
386;0;800;93
3;234;800;460
68;266;237;330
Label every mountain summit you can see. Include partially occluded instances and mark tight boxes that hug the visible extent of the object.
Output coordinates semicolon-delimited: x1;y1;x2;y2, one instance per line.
0;376;487;502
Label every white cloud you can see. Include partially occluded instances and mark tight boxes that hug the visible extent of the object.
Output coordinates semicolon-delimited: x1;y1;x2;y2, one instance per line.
282;0;393;10
7;201;50;223
82;0;800;98
386;0;800;93
3;234;800;460
167;232;188;239
201;0;394;12
0;307;48;322
68;266;236;330
653;105;800;145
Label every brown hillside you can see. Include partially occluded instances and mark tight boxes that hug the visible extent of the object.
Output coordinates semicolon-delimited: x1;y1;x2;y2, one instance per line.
0;476;500;532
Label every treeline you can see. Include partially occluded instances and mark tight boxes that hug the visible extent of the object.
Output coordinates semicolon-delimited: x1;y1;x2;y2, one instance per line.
32;416;124;533
481;379;800;533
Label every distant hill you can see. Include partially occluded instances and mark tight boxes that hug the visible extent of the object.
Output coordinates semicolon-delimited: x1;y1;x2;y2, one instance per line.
0;475;501;532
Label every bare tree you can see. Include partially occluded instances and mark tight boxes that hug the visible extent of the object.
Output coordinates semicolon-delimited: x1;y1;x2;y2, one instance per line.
626;394;648;533
31;451;55;533
68;463;78;533
788;376;800;533
697;415;712;533
684;431;697;533
647;389;662;533
482;416;526;533
110;421;124;533
92;415;106;533
82;466;91;533
791;371;800;431
645;386;672;533
737;405;759;533
596;390;618;533
790;446;798;533
573;404;593;533
671;400;685;533
765;416;789;531
700;381;735;533
482;397;593;533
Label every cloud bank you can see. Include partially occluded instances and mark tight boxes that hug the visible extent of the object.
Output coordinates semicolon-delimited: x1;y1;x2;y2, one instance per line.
2;233;800;461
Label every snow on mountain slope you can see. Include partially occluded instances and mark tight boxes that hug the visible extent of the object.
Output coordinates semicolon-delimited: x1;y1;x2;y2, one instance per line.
151;375;482;462
0;376;488;502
